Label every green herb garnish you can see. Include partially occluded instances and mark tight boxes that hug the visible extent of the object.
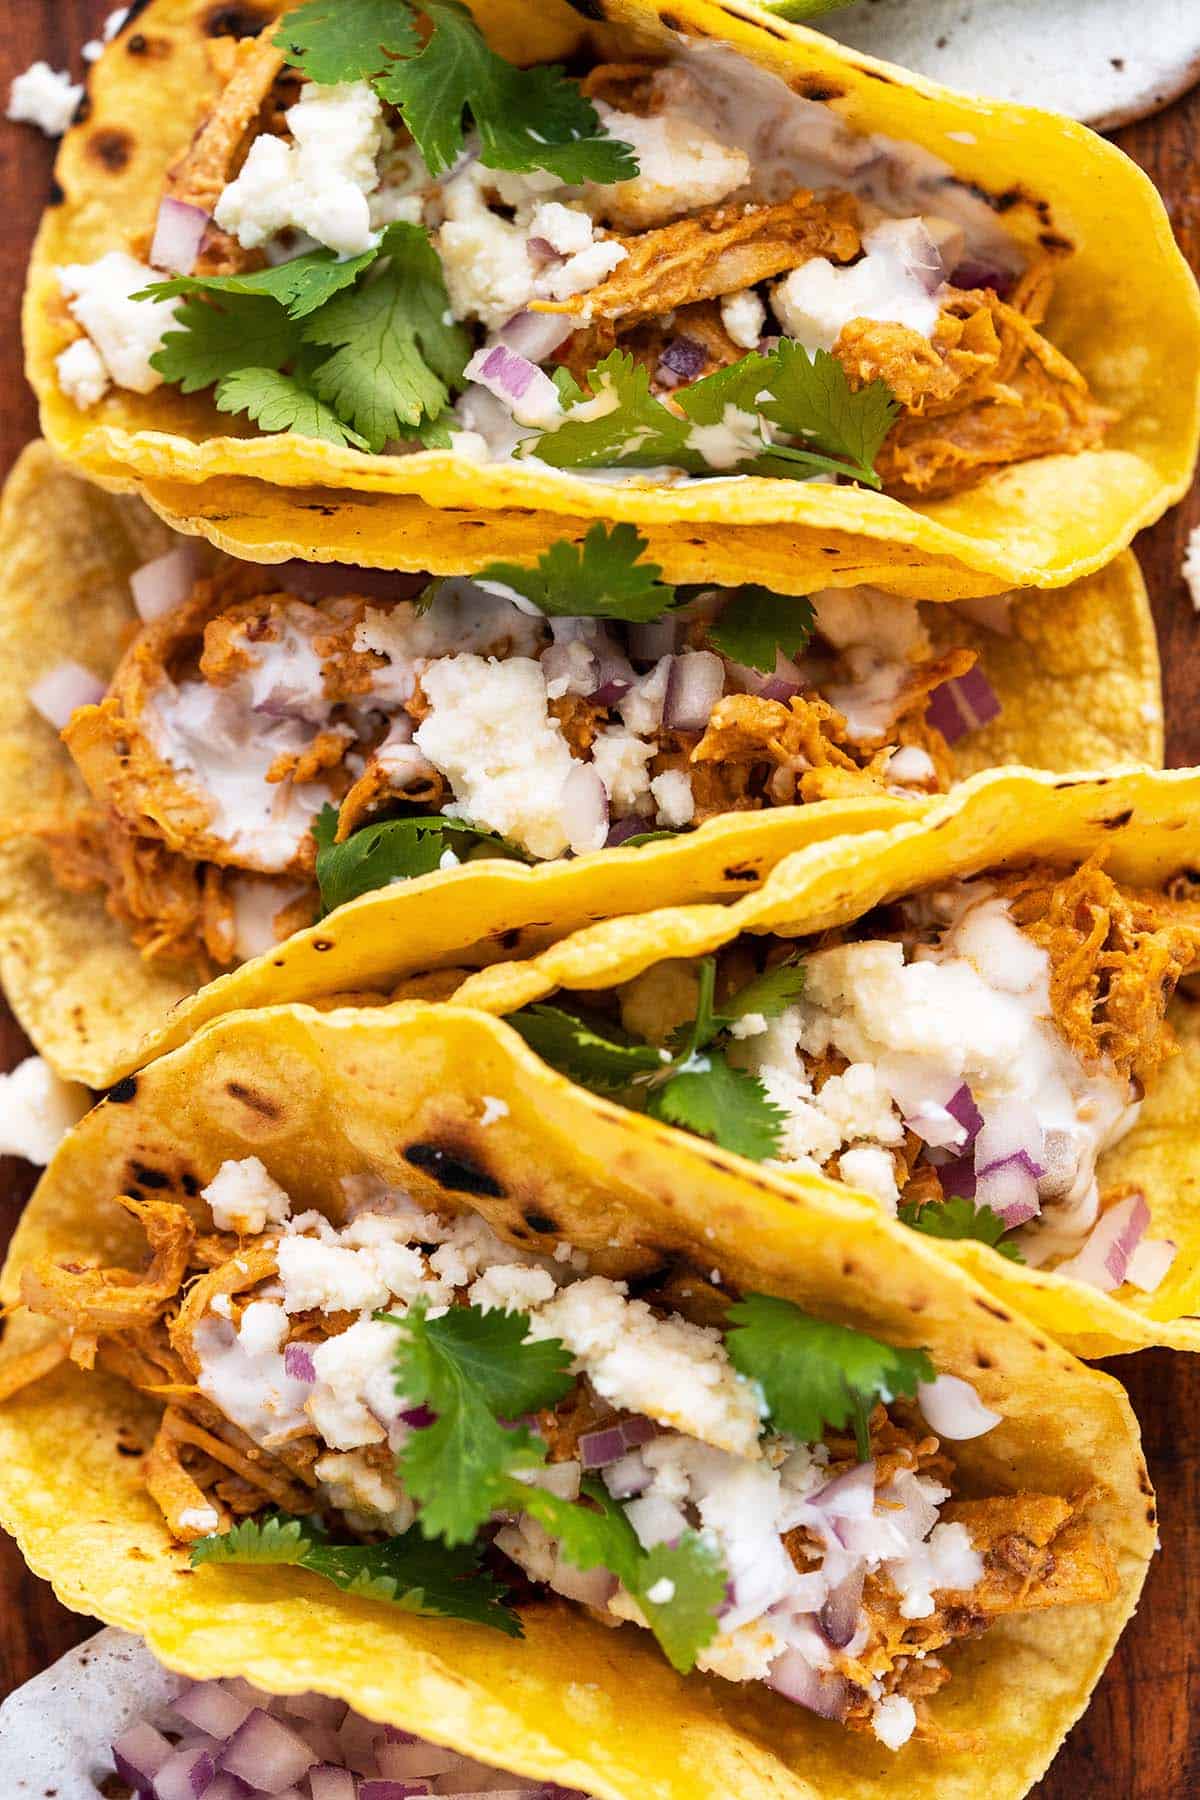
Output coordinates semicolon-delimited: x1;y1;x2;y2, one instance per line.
312;805;532;916
898;1195;1026;1263
477;523;676;623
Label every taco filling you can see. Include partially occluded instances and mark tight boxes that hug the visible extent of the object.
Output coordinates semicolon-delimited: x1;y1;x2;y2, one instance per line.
7;1165;1117;1754
509;860;1200;1287
31;531;993;973
51;5;1106;500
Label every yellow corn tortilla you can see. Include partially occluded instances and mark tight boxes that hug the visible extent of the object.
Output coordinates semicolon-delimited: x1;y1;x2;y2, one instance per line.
25;0;1200;599
0;443;1161;1088
0;997;1155;1799
444;765;1200;1360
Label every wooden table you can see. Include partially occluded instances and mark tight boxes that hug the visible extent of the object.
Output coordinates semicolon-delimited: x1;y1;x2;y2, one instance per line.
0;6;1198;1791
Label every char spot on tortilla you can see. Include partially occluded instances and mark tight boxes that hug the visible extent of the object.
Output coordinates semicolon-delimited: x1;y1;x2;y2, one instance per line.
974;1297;1012;1322
87;127;133;172
1101;809;1135;830
181;1172;201;1196
311;939;334;953
563;0;607;18
790;79;846;103
404;1142;505;1198
129;1163;170;1190
723;865;759;882
975;1350;995;1369
204;3;273;37
105;1075;139;1104
1039;232;1075;254
225;1081;282;1121
523;1211;558;1235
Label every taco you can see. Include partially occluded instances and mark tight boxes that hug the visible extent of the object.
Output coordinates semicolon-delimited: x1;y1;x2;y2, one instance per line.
441;765;1200;1359
0;998;1154;1797
26;0;1200;598
0;443;1162;1089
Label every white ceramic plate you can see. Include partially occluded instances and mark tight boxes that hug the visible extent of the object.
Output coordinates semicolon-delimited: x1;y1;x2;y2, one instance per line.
819;0;1200;129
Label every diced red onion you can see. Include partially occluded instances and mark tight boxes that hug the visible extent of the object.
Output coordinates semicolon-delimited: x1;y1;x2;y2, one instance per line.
975;1158;1041;1229
152;1745;216;1800
721;651;803;704
282;1342;316;1383
766;1650;850;1720
949;259;1018;300
28;659;105;729
975;1100;1045;1181
812;1460;876;1515
871;216;944;294
203;1779;254;1800
627;615;679;662
625;1493;689;1548
360;1784;432;1799
219;1708;317;1789
619;1414;658;1449
377;1741;459;1777
947;1084;983;1146
525;235;562;265
904;1097;967;1150
112;1720;173;1793
281;1692;348;1729
590;639;636;704
561;762;609;855
550;1556;619;1609
465;345;563;429
663;650;725;730
656;335;707;388
1057;1193;1152;1293
917;1374;1001;1440
604;817;649;849
925;667;1002;744
1126;1234;1177;1294
937;1152;976;1200
603;1448;651;1498
401;1404;437;1429
817;1558;865;1648
173;1682;252;1741
499;308;575;362
880;1469;941;1542
130;542;199;622
579;1426;626;1469
541;640;599;698
150;195;210;274
310;1771;357;1800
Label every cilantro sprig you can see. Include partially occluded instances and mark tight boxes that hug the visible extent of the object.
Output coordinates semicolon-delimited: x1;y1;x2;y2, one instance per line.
510;954;806;1162
531;347;898;489
478;523;676;624
898;1195;1026;1264
387;1301;726;1671
708;588;815;673
143;224;469;450
190;1511;520;1634
727;1293;934;1461
275;0;636;183
312;805;532;916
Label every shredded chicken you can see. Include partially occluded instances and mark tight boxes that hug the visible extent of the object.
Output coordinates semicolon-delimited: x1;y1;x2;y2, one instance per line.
1001;861;1200;1085
19;1198;195;1351
537;190;860;325
164;35;288;274
557;299;749;396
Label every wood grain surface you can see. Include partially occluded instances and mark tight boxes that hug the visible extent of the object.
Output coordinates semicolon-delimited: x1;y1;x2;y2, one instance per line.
0;6;1198;1792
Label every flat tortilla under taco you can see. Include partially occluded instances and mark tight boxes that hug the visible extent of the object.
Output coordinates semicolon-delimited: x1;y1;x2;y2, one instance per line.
25;0;1200;597
0;998;1155;1798
442;766;1200;1359
0;444;1162;1089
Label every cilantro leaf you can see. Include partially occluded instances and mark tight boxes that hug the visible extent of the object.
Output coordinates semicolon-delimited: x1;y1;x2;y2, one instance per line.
477;523;676;623
708;588;816;673
717;955;807;1027
313;808;531;916
137;245;380;321
151;295;302;392
215;368;370;448
647;1053;787;1162
726;1294;934;1459
508;1004;666;1093
757;343;899;488
530;352;694;474
388;1300;573;1544
899;1195;1026;1264
190;1513;520;1634
303;223;470;449
375;0;636;184
274;0;421;84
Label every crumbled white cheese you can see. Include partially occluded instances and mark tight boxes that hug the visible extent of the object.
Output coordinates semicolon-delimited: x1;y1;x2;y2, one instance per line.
7;62;82;136
527;1276;762;1456
0;1056;89;1165
773;218;940;351
83;8;130;61
308;1318;399;1449
277;1237;396;1315
480;1095;509;1126
538;240;628;304
811;585;927;664
871;1694;916;1750
178;1505;221;1535
650;768;695;828
57;253;179;395
415;655;579;859
202;1156;292;1236
215;80;388;257
720;289;766;350
469;1264;558;1314
837;1144;900;1210
315;1448;415;1536
437;165;539;330
55;337;110;409
888;1520;984;1618
529;201;594;257
193;1304;311;1446
590;726;656;816
593;108;750;229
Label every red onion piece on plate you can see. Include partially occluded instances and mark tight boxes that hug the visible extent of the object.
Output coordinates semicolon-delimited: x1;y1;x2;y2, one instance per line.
904;1084;979;1150
1126;1234;1177;1294
153;1745;217;1800
917;1374;1001;1440
283;1342;316;1383
590;640;636;704
655;335;708;388
722;651;803;703
310;1770;357;1800
627;614;679;661
130;542;199;622
283;1693;348;1729
150;195;209;274
766;1650;850;1719
561;761;609;854
579;1426;626;1468
937;1151;976;1200
499;308;575;361
219;1708;317;1789
465;345;563;429
925;666;1001;743
173;1681;252;1740
111;1719;172;1791
1056;1193;1154;1292
975;1157;1041;1228
359;1783;432;1799
28;659;105;729
812;1459;876;1517
663;651;725;729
